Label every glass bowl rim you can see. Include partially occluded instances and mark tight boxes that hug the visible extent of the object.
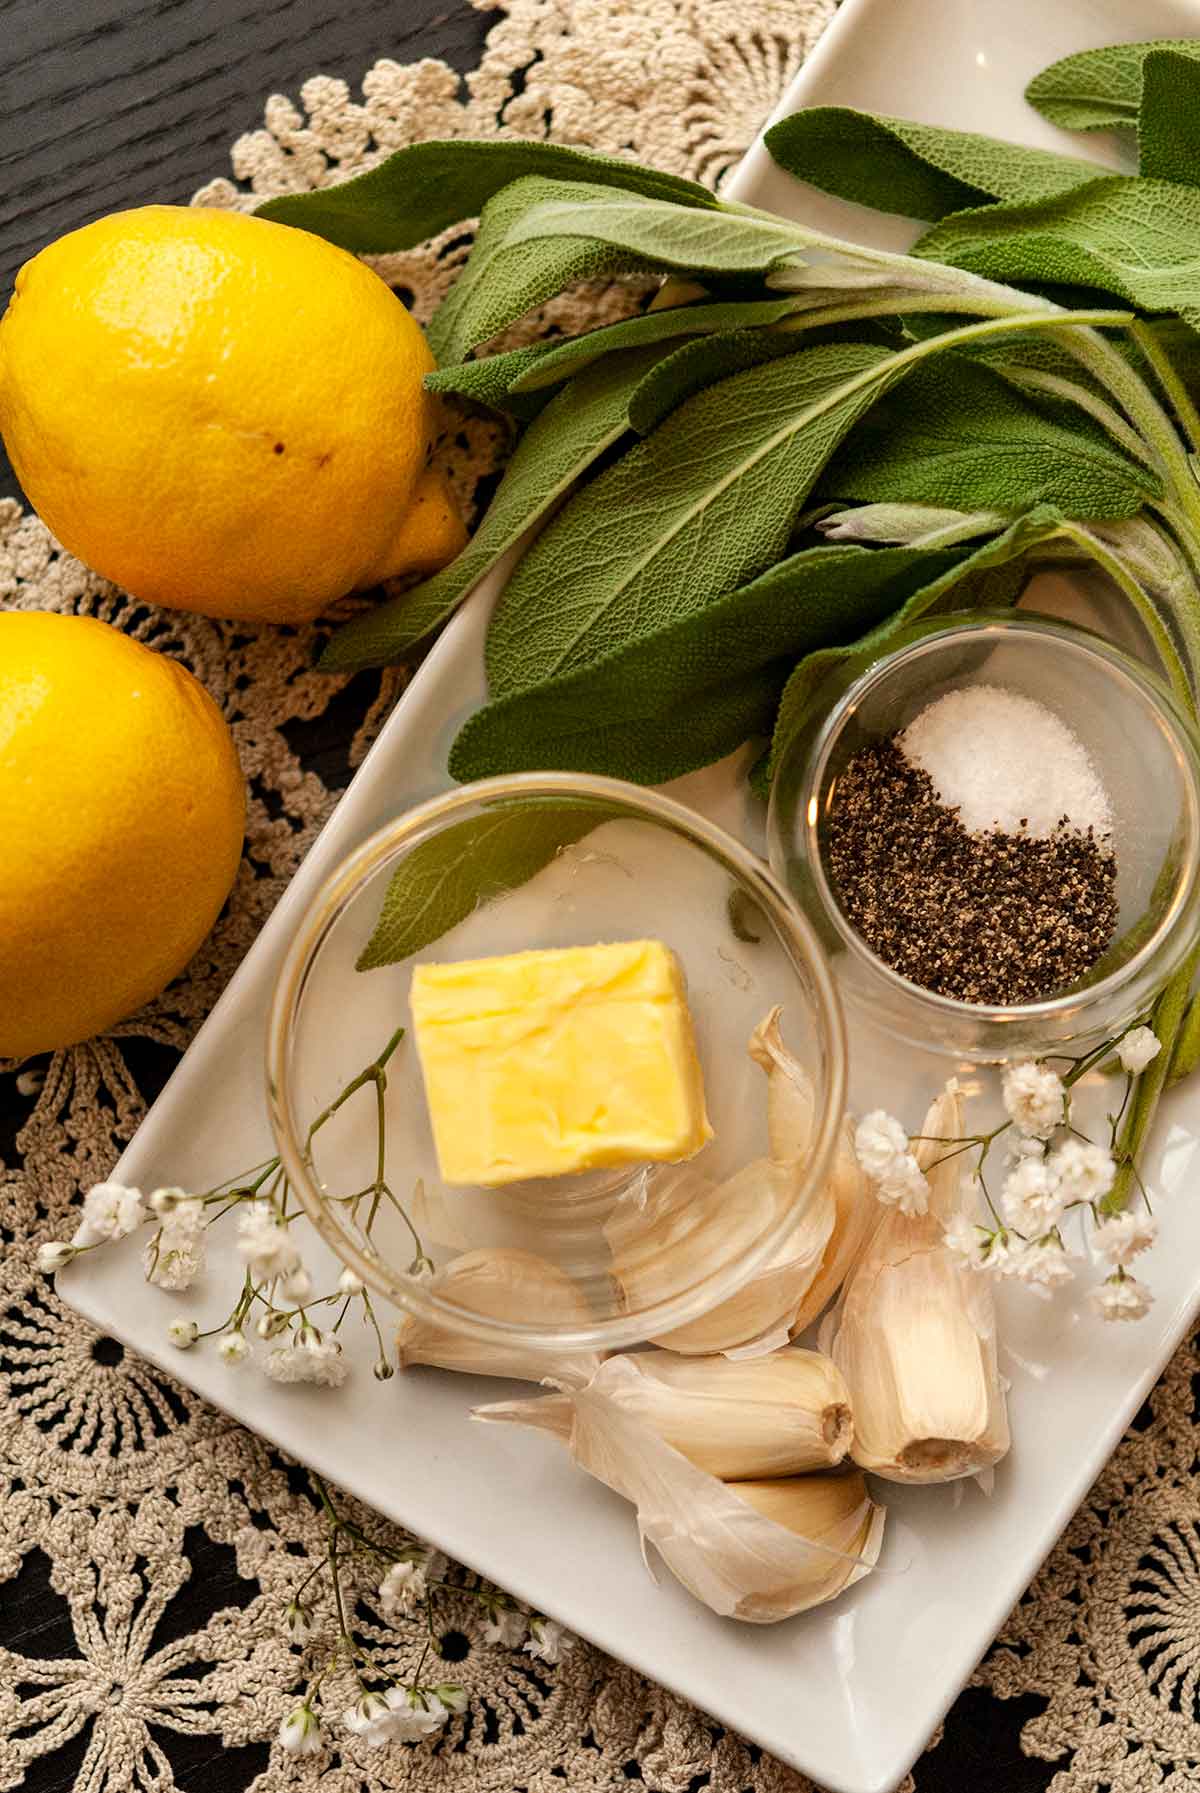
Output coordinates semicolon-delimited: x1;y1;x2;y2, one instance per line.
266;770;849;1353
766;610;1200;1026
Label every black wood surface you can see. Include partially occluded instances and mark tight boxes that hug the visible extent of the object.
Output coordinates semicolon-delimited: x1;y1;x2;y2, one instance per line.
0;6;1064;1789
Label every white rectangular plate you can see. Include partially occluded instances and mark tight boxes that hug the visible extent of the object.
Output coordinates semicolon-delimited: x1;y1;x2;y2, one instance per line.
61;2;1200;1788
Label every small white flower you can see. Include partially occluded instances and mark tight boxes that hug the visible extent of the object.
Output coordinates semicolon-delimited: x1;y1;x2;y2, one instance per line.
256;1310;290;1340
1119;1026;1161;1076
219;1330;249;1364
73;1181;145;1248
942;1211;990;1269
279;1703;322;1756
36;1241;74;1274
1049;1138;1115;1204
1001;1062;1064;1139
524;1617;574;1665
1090;1272;1153;1322
854;1111;910;1180
285;1599;314;1644
264;1333;348;1388
383;1686;450;1740
168;1318;199;1349
876;1150;929;1216
236;1200;301;1283
148;1186;188;1217
373;1357;395;1381
281;1266;313;1304
482;1605;528;1647
144;1223;205;1292
338;1267;365;1296
978;1230;1020;1275
1011;1237;1076;1290
1093;1209;1158;1266
379;1559;427;1619
433;1683;468;1714
343;1690;395;1748
1000;1155;1065;1234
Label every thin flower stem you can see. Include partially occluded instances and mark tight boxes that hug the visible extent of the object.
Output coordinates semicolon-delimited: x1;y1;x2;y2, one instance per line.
1105;943;1200;1214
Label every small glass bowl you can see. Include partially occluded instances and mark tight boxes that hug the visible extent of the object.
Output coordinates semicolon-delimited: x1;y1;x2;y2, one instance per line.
767;613;1200;1061
267;772;846;1354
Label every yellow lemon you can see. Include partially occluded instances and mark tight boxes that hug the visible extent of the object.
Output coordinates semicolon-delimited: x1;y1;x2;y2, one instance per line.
0;611;245;1057
0;205;466;625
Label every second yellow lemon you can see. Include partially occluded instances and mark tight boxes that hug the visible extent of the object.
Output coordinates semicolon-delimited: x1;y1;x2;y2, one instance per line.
0;206;466;624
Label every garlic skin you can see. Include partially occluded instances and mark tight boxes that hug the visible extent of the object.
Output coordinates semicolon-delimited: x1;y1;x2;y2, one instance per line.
821;1083;1010;1485
560;1347;852;1478
395;1248;602;1386
605;1010;837;1356
476;1355;883;1624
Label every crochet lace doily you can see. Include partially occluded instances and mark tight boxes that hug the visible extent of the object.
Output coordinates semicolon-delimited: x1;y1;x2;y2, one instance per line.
2;3;1196;1790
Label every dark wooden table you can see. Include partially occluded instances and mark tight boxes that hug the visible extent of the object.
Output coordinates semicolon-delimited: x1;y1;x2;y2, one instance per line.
0;6;1062;1789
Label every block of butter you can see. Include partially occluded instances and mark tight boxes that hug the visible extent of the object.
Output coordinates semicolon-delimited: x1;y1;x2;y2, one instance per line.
410;938;713;1187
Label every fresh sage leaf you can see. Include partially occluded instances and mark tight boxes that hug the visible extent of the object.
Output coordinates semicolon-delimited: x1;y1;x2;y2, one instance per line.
256;138;716;253
1026;38;1200;133
1138;49;1200;185
627;327;810;434
818;504;1012;546
914;177;1200;329
425;294;806;415
764;507;1067;787
765;106;1099;220
320;344;671;672
819;352;1156;518
483;341;896;698
356;798;613;969
451;542;965;782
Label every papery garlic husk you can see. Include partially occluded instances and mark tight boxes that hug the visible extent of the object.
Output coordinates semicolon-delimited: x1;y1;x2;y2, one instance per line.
552;1346;852;1477
395;1248;602;1386
476;1354;883;1623
604;1009;836;1356
821;1083;1010;1485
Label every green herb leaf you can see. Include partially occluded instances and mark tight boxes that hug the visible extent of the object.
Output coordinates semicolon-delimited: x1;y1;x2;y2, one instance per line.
356;798;611;969
483;341;896;698
255;138;716;253
914;177;1200;328
320;344;670;672
626;327;810;434
764;507;1067;787
820;352;1156;517
1138;49;1200;184
424;294;805;416
765;106;1099;220
1026;38;1200;133
450;542;965;782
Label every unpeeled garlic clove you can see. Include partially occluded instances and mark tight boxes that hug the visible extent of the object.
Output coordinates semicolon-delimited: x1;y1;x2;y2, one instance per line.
395;1247;602;1386
605;1009;836;1356
475;1354;883;1624
821;1083;1010;1485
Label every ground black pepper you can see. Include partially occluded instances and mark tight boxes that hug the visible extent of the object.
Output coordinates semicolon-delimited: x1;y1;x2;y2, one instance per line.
826;737;1118;1005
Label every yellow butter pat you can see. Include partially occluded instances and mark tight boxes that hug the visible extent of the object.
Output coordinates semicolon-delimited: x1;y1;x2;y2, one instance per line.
410;939;713;1187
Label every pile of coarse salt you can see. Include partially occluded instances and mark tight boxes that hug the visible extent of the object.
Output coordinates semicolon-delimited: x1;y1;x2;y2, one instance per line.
899;684;1113;841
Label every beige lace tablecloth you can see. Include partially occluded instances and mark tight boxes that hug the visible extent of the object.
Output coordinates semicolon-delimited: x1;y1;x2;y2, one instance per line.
3;4;1200;1789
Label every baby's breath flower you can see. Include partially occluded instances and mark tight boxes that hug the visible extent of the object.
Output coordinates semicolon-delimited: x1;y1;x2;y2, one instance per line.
1001;1062;1064;1138
279;1702;322;1756
434;1683;468;1713
36;1241;74;1274
1049;1139;1115;1204
236;1200;300;1283
1093;1209;1158;1266
383;1686;450;1739
373;1357;395;1381
942;1211;990;1269
854;1111;910;1180
148;1186;188;1218
1090;1272;1153;1322
1119;1026;1161;1075
379;1558;427;1619
168;1318;199;1349
265;1333;348;1387
218;1330;249;1364
73;1182;145;1248
1010;1237;1076;1291
407;1255;435;1282
338;1267;365;1296
482;1603;528;1647
877;1150;929;1216
343;1690;395;1748
1000;1155;1065;1234
977;1230;1019;1275
281;1266;313;1304
256;1310;290;1340
284;1599;314;1644
524;1616;574;1664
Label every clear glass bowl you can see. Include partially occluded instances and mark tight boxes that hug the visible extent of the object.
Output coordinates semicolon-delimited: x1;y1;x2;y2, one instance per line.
267;773;846;1354
767;613;1200;1061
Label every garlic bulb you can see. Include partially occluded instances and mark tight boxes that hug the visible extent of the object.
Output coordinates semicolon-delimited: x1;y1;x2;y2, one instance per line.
536;1347;851;1478
476;1354;883;1623
821;1083;1010;1485
605;1009;836;1355
395;1248;602;1386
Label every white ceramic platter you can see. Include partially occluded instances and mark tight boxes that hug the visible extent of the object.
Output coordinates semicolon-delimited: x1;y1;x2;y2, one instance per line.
60;1;1200;1787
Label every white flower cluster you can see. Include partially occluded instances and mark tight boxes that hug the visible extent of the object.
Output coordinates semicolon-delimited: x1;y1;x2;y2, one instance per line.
279;1684;469;1756
265;1328;348;1388
378;1558;427;1620
524;1615;575;1664
144;1191;206;1291
853;1112;930;1216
